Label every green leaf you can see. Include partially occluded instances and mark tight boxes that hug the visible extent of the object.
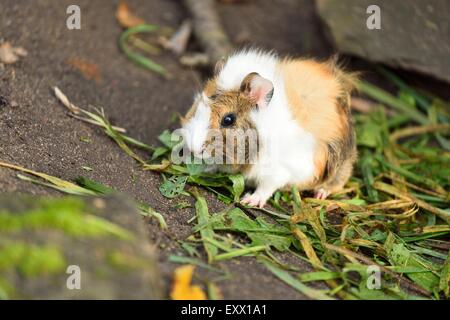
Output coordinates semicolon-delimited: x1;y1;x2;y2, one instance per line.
193;192;218;263
398;91;416;108
248;232;292;252
159;175;188;199
384;233;440;293
151;147;169;161
343;263;426;300
357;115;383;148
180;242;201;258
186;162;207;176
228;174;245;202
158;129;180;149
207;208;293;251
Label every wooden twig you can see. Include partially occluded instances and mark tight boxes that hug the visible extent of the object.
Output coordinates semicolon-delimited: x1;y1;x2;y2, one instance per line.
161;19;193;56
183;0;233;64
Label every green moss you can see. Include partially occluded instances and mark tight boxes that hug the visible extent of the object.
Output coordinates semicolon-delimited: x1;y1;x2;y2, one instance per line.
0;277;15;300
0;197;133;240
0;196;138;297
107;251;149;271
0;242;66;278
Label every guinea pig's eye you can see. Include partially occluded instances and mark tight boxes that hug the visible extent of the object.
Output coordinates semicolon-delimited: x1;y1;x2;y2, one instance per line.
220;113;236;127
209;94;218;100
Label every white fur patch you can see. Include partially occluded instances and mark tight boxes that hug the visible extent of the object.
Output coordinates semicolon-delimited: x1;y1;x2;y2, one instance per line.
217;49;278;91
182;97;211;155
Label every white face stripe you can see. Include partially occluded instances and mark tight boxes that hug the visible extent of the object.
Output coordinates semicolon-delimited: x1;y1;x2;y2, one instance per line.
183;98;211;154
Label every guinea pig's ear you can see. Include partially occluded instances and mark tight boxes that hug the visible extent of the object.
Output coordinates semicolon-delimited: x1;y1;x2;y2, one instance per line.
214;58;226;76
240;72;274;108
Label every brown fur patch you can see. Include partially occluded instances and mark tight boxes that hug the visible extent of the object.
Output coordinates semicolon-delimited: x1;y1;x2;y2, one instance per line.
202;89;259;168
204;79;218;98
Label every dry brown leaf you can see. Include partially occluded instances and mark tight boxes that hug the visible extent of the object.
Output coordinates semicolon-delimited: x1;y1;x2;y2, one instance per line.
66;58;101;82
291;226;323;269
116;0;145;28
0;42;27;64
170;265;207;300
325;203;340;212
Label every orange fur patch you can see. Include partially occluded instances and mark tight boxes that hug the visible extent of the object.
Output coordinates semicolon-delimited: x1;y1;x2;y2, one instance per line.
279;58;354;180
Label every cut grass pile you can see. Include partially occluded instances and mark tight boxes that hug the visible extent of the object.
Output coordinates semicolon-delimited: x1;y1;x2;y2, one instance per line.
0;68;449;299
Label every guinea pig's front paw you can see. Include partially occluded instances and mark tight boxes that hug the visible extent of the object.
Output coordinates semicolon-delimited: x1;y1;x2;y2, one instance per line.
240;193;267;208
314;188;330;200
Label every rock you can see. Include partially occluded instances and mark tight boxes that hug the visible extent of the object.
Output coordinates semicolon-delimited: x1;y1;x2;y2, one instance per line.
315;0;450;83
0;194;163;299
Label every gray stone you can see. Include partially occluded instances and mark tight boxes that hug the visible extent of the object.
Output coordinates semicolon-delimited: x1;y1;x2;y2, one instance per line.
0;194;163;299
316;0;450;83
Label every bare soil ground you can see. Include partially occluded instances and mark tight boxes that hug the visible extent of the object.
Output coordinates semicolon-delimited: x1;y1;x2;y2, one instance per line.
0;0;335;299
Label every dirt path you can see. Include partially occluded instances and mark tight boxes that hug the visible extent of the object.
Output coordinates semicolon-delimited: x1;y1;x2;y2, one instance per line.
0;0;332;299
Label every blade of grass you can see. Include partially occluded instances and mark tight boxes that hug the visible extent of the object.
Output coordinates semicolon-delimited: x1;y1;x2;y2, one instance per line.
168;255;226;274
0;161;96;196
76;176;167;230
373;181;450;223
324;243;431;298
358;81;429;125
390;124;450;142
191;189;218;263
291;226;322;269
214;245;267;261
260;258;335;300
119;24;167;76
375;155;447;195
384;233;440;293
299;271;341;282
439;251;450;297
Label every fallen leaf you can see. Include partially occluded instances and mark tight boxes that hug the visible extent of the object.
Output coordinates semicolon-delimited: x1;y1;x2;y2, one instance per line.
0;42;27;64
325;203;340;212
116;0;145;28
170;265;207;300
66;58;101;82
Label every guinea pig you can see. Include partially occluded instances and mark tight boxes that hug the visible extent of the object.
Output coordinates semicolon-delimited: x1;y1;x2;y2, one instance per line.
180;49;357;208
